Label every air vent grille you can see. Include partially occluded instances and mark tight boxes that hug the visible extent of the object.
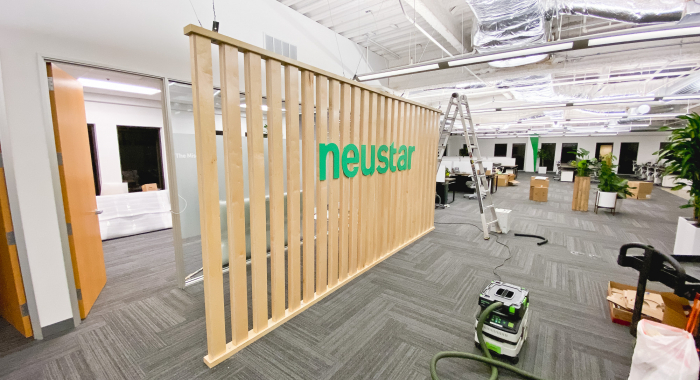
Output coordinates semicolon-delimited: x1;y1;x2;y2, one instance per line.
264;34;297;60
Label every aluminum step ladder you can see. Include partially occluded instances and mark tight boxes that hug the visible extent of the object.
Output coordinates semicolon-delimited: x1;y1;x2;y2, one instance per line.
437;93;502;239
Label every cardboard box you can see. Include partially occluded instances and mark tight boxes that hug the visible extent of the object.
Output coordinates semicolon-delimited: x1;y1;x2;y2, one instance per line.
529;187;548;202
530;176;550;188
507;173;516;182
607;281;689;329
509;180;519;186
485;170;491;176
529;176;549;202
497;174;509;187
142;183;158;192
626;181;653;200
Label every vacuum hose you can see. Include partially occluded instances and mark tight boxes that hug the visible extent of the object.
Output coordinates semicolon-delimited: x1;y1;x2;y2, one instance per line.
430;302;548;380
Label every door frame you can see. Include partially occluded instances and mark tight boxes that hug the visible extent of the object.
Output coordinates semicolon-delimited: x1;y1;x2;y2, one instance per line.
32;54;187;336
0;60;44;339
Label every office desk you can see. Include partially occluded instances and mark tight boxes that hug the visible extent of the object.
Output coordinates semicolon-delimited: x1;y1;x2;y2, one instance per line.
560;164;576;182
436;177;456;205
453;173;497;194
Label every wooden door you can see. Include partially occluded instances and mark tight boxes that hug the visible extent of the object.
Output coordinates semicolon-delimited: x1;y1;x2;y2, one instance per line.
47;63;106;318
0;143;32;337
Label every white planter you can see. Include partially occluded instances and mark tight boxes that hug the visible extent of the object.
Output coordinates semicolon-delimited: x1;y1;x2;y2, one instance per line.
538;167;547;174
673;217;700;256
597;191;618;208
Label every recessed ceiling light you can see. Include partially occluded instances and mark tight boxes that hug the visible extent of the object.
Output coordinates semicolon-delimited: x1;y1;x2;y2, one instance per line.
78;78;161;95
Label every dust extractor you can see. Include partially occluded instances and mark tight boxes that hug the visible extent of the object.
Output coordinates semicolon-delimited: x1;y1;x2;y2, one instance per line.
475;281;530;363
430;281;547;380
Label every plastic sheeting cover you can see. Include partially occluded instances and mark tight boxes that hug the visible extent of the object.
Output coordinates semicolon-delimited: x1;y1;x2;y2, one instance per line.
467;0;547;53
97;190;172;240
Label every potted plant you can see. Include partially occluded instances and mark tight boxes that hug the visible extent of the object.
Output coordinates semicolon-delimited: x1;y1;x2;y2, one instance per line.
537;148;553;174
655;113;700;255
569;148;598;212
595;154;634;215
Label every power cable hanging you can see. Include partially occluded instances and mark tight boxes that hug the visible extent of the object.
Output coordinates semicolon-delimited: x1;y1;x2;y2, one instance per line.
327;0;346;77
188;0;203;27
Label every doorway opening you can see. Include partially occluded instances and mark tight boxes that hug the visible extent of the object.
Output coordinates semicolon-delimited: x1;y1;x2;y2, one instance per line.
2;60;174;349
561;143;578;164
595;143;614;160
539;143;556;171
511;143;525;171
619;143;639;174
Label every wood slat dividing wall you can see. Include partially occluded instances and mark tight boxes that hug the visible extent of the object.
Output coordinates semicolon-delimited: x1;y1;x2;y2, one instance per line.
186;25;439;368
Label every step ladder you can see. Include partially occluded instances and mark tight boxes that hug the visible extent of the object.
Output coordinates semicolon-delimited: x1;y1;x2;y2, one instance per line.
437;93;502;240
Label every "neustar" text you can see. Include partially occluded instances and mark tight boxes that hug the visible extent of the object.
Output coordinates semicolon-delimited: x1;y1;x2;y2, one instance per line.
318;143;416;180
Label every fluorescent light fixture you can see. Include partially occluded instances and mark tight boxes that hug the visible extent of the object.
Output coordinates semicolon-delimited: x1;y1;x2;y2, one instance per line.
356;63;439;81
448;42;574;68
662;95;700;100
589;26;700;47
78;78;161;95
501;103;568;111
573;97;655;106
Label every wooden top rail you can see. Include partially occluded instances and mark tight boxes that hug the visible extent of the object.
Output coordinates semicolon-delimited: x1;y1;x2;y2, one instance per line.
183;24;439;113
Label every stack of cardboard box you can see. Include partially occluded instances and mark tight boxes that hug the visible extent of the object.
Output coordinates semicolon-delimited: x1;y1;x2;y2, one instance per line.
627;181;653;200
497;173;517;187
529;176;549;202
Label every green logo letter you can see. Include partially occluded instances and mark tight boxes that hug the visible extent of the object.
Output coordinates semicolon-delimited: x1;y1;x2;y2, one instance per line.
377;145;389;174
361;145;376;176
342;144;359;178
397;145;408;171
389;142;397;172
319;143;340;181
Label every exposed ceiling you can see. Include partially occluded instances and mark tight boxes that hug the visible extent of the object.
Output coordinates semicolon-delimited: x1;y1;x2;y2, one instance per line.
278;0;700;137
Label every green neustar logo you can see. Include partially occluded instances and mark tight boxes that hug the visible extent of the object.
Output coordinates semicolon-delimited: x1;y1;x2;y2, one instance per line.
319;143;416;180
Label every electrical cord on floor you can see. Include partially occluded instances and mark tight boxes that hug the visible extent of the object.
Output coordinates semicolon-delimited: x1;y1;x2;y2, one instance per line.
430;301;548;380
434;222;512;282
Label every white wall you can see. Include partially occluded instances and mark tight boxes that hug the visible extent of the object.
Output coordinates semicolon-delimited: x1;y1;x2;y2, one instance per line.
448;133;672;172
0;0;386;328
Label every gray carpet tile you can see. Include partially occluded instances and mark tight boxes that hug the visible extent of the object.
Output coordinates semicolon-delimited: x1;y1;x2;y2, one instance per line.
0;174;693;379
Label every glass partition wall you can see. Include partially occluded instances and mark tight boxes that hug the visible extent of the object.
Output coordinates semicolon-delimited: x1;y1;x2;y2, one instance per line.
167;80;300;286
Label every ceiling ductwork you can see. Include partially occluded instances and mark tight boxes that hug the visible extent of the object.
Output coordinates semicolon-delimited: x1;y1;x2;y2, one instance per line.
466;0;688;68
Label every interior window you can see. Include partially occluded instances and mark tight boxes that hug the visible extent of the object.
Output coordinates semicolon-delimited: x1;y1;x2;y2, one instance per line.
117;126;165;192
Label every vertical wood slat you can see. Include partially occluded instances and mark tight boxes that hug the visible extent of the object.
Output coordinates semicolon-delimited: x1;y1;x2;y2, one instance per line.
266;59;285;322
316;76;329;294
190;34;227;359
391;101;405;248
409;106;419;237
357;90;370;269
401;104;413;244
376;96;387;258
395;102;406;247
284;65;302;312
244;52;268;333
338;84;351;281
381;98;393;255
219;44;248;344
301;70;315;302
430;112;439;226
418;108;429;233
367;93;384;265
328;80;340;287
348;87;361;275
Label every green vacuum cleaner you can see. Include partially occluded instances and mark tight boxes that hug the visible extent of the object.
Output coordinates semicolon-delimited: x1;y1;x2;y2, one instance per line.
431;281;547;380
475;281;530;363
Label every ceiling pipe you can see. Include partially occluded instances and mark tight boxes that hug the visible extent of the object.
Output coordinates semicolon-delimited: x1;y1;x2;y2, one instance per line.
397;0;454;57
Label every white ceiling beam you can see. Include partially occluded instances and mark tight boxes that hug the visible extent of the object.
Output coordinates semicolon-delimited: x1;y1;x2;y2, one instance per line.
401;0;465;54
